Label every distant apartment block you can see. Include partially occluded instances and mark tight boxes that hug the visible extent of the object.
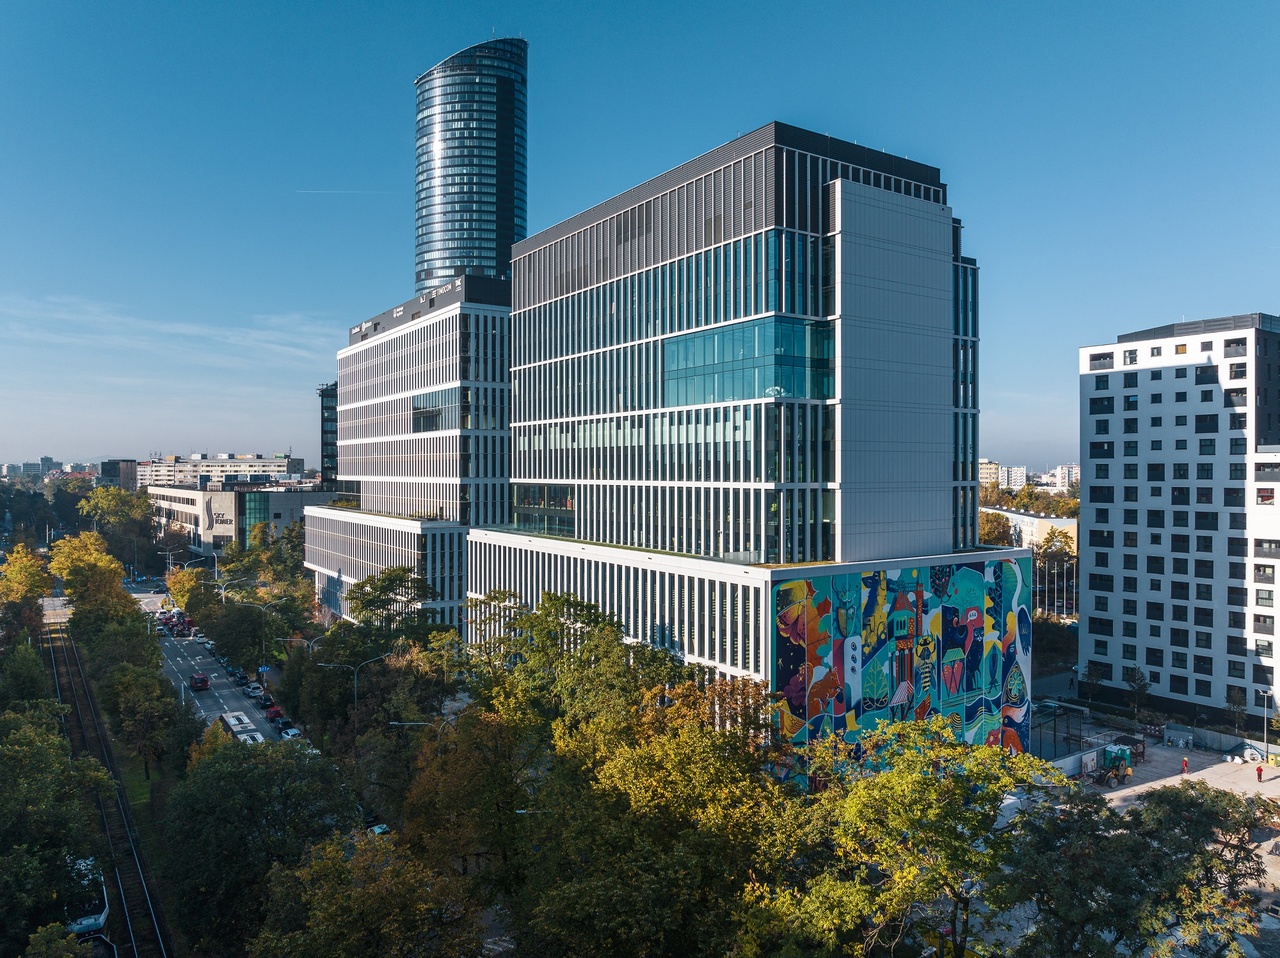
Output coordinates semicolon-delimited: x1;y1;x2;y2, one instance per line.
1079;313;1280;718
978;458;1000;486
999;465;1028;490
96;459;138;490
137;453;303;488
980;506;1077;550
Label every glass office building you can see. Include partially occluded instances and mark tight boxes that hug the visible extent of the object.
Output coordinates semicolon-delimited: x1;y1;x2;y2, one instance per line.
414;38;528;292
470;123;1030;751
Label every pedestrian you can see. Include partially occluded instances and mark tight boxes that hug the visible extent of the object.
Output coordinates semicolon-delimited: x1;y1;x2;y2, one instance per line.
1182;756;1189;774
1069;675;1075;691
1259;764;1265;783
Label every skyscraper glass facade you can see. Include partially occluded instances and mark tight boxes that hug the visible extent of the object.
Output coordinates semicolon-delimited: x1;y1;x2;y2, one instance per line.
414;38;528;291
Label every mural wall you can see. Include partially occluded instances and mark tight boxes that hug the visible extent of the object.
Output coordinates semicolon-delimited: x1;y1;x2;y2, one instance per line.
773;558;1032;750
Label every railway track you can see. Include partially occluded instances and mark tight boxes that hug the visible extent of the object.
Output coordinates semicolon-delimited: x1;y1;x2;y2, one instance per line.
44;616;172;958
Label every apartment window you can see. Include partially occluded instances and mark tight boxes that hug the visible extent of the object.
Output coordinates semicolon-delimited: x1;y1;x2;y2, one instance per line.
1224;488;1245;506
1194;559;1214;578
1172;534;1190;552
1089;573;1115;592
1255;614;1276;635
1196;487;1214;504
1090;529;1114;547
1195;365;1218;384
1147;510;1164;528
1094;595;1109;611
1228;635;1247;656
1146;601;1165;620
1195;583;1213;601
1171;628;1189;647
1089;615;1113;635
1229;537;1249;556
1152;347;1163;357
1225;337;1247;357
1123;621;1137;638
1173;463;1189;479
1230;413;1247;430
1196;463;1213;480
1195;680;1212;698
1124;441;1139;456
1172;651;1188;670
1173;557;1188;574
1151;440;1163;451
1201;341;1213;351
1090;441;1115;459
1151;369;1163;379
1229;586;1248;606
1193;655;1213;675
1257;690;1273;707
1172;487;1190;505
1194;512;1217;530
1122;643;1137;661
1095;463;1110;479
1124;464;1139;479
1170;675;1189;694
1095;552;1110;568
1094;639;1109;655
1228;660;1246;679
1150;579;1162;592
1090;396;1115;414
1230;362;1247;379
1230;462;1246;480
1123;395;1139;411
1259;589;1274;607
1096;508;1110;523
1147;555;1165;573
1124;351;1138;366
1256;539;1280;558
1230;611;1247;630
1194;607;1214;627
1176;344;1187;354
1090;485;1114;503
1176;439;1188;450
1259;640;1275;658
1095;373;1110;389
1199;439;1216;455
1176;391;1188;402
1124;509;1138;525
1175;415;1188;426
1230;437;1246;455
1195;414;1219;433
1123;576;1138;593
1225;388;1247;406
1090;660;1114;681
1095;419;1111;435
1123;531;1138;547
1257;665;1276;685
1231;513;1247;530
1146;648;1165;666
1171;581;1190;600
1124;418;1138;434
1196;535;1214;552
1123;598;1138;614
1256;564;1276;583
1124;486;1138;502
1201;389;1214;402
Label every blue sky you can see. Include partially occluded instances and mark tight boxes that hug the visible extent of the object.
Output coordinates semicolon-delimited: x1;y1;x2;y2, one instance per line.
3;1;1279;470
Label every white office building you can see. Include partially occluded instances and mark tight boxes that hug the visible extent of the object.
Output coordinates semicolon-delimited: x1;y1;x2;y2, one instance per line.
1078;314;1280;718
304;277;511;625
469;123;1032;750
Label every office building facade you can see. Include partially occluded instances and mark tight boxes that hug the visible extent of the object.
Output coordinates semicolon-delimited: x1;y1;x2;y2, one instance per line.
1078;314;1280;718
305;276;511;624
470;123;1030;750
319;382;339;483
414;38;528;291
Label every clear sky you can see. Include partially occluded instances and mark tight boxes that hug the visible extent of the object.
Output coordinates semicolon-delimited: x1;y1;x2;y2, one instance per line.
3;1;1279;470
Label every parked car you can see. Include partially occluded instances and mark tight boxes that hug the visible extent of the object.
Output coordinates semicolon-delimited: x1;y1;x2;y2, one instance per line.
273;717;294;732
189;673;209;691
258;694;275;710
232;673;250;688
280;728;303;741
244;683;263;698
265;705;284;721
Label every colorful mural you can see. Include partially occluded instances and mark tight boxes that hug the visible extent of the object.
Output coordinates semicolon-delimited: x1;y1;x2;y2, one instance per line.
774;558;1032;750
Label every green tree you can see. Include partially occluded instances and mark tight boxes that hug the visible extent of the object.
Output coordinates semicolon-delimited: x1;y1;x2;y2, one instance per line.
20;925;90;958
76;486;151;534
347;566;439;632
102;663;175;779
1039;525;1076;556
165;566;214;618
0;708;109;958
978;510;1014;546
0;644;50;708
158;739;357;953
1126;666;1151;722
749;718;1065;958
248;832;482;958
987;790;1151;957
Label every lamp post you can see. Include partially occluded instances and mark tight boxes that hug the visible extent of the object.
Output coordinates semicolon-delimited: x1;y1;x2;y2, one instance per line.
276;635;325;654
318;654;390;731
234;598;287;687
389;717;456;742
1265;690;1273;766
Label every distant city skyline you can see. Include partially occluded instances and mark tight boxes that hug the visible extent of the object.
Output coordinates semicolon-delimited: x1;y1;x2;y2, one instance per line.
3;2;1280;465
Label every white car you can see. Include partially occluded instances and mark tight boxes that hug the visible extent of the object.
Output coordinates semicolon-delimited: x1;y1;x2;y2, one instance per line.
279;728;303;740
243;683;263;698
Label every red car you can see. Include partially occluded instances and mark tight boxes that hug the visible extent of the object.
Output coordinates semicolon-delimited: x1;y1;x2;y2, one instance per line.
265;705;284;721
189;673;209;691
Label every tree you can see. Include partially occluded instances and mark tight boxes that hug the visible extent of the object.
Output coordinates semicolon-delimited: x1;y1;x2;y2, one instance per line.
248;833;482;958
1080;660;1106;702
987;790;1152;957
0;544;53;605
0;708;109;958
21;925;90;958
347;566;439;633
102;663;175;779
76;486;150;535
1226;686;1248;735
165;566;214;618
978;510;1013;546
1126;667;1151;721
158;739;356;954
48;533;124;604
0;644;49;708
749;718;1065;958
1039;526;1075;557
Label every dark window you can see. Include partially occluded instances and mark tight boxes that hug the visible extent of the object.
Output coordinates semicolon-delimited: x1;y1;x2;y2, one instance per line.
1195;512;1218;530
1095;373;1111;388
1194;414;1219;433
1124;441;1138;456
1224;488;1245;506
1146;601;1165;620
1090;396;1115;414
1194;607;1213;628
1195;680;1212;698
1171;581;1190;600
1199;439;1215;455
1170;628;1189;647
1147;510;1165;528
1147;463;1165;481
1146;648;1165;666
1089;485;1114;503
1169;675;1188;694
1089;529;1114;547
1089;573;1115;593
1193;655;1213;675
1090;442;1115;459
1147;555;1165;573
1194;365;1218;384
1088;616;1114;636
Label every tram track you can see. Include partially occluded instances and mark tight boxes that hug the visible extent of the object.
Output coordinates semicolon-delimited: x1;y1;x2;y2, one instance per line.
43;614;172;958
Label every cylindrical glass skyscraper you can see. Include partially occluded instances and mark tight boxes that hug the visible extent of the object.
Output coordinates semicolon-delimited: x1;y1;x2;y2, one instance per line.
414;38;528;292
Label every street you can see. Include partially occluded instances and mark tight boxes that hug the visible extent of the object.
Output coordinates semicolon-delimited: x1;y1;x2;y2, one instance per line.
132;584;282;742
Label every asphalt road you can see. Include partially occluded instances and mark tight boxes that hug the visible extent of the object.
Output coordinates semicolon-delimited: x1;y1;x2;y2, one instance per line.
132;584;282;742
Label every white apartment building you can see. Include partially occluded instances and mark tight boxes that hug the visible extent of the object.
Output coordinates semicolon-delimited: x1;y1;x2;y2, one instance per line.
999;465;1028;491
1078;314;1280;718
978;458;1000;486
137;454;302;487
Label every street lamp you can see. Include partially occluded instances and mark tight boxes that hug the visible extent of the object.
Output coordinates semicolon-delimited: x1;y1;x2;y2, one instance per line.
233;597;287;685
389;717;456;741
318;654;390;731
276;635;325;654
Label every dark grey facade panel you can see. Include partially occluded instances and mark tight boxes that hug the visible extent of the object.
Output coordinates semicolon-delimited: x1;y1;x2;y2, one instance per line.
515;122;945;256
1117;313;1280;343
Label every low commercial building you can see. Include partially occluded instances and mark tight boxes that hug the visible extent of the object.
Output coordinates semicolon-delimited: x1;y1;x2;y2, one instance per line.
151;483;335;559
